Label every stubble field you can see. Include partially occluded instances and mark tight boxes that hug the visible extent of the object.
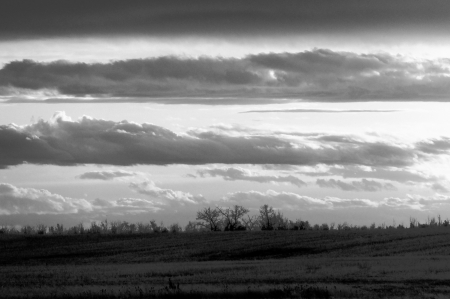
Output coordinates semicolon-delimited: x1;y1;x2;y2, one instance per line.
1;228;450;298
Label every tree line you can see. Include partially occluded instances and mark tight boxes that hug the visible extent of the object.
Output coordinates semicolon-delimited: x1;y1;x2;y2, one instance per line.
191;204;450;232
191;204;311;232
1;204;449;235
0;219;183;235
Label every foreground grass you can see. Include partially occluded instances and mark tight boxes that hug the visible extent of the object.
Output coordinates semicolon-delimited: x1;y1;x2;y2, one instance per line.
2;256;450;298
1;229;450;298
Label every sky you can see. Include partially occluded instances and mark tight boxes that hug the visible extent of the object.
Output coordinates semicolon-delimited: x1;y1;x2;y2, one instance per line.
1;1;450;228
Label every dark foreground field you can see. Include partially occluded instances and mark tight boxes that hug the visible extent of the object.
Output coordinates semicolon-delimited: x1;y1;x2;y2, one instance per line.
1;228;450;298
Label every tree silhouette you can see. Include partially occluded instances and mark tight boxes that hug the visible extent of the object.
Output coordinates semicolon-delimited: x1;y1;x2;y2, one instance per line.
196;207;222;231
259;204;276;230
242;215;259;231
271;210;289;230
218;205;249;231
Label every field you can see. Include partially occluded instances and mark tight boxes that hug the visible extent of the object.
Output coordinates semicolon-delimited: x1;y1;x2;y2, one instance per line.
1;228;450;298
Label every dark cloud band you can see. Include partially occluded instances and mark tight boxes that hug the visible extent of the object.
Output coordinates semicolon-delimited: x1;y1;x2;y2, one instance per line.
2;49;450;103
0;112;445;168
1;0;449;39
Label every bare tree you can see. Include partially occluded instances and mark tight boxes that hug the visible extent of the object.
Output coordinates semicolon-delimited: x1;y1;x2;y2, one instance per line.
259;204;276;230
149;220;168;233
185;221;207;232
196;207;222;231
100;219;109;233
36;224;47;235
218;205;249;231
48;223;64;235
241;215;259;231
89;221;102;234
271;210;289;230
409;217;418;228
136;222;150;233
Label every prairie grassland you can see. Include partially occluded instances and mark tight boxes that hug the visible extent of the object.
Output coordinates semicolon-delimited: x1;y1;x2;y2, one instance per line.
1;229;450;298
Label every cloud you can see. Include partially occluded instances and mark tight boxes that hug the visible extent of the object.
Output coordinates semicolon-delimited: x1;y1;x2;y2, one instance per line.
0;183;93;215
222;190;330;210
2;49;450;102
430;183;449;193
298;165;439;184
316;179;357;191
78;170;137;180
242;109;399;113
222;190;379;210
0;181;193;216
416;137;450;154
316;178;397;192
381;194;450;210
92;197;116;208
261;164;299;171
0;112;425;168
0;58;261;102
197;167;307;187
115;197;160;209
91;196;162;214
1;1;449;39
222;189;450;211
129;180;205;205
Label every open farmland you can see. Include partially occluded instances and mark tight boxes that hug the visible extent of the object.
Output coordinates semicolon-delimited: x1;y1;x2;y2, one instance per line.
1;228;450;298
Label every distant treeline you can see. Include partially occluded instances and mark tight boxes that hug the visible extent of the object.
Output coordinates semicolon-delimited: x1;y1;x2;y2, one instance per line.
1;204;449;235
191;204;450;232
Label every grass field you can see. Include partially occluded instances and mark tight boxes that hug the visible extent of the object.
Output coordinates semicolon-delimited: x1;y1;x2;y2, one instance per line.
1;228;450;298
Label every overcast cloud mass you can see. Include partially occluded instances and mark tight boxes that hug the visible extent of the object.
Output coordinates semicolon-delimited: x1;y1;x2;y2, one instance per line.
1;0;449;39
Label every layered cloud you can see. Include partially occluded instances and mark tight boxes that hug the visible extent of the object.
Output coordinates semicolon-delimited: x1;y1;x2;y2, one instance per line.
222;190;450;211
316;178;397;192
222;190;380;210
197;167;307;187
2;178;449;217
0;180;202;216
89;178;205;213
222;190;330;209
430;183;449;193
243;109;398;113
78;170;137;180
0;183;92;215
1;112;434;168
298;165;440;184
382;194;450;210
92;197;162;214
2;49;450;102
416;137;450;154
129;180;205;205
